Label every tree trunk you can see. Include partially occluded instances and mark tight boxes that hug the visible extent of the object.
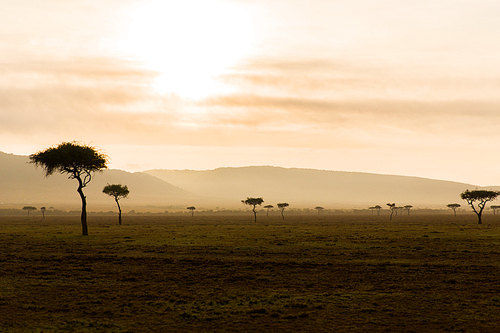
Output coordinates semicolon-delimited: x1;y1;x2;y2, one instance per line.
76;180;88;236
281;210;285;220
115;198;122;225
253;206;257;222
477;213;482;224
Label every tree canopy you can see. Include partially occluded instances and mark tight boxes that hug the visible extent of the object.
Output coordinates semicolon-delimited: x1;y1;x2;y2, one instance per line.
242;197;264;222
277;202;289;220
103;184;129;225
460;189;500;224
30;142;108;235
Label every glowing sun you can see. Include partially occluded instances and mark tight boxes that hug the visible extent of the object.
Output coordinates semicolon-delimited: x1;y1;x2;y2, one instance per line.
118;0;256;99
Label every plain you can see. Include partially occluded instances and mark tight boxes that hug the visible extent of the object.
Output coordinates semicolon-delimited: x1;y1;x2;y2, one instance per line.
1;213;500;332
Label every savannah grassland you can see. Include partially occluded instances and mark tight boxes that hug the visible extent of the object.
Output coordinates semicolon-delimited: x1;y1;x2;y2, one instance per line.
1;213;500;332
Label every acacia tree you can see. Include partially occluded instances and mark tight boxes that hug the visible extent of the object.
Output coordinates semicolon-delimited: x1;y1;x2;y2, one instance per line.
242;197;264;222
40;206;46;219
103;184;129;225
387;203;396;220
187;206;196;217
22;206;36;216
491;205;500;215
460;189;500;224
447;203;461;216
30;142;108;236
374;205;382;216
277;202;289;220
404;205;413;216
264;205;273;217
315;206;324;215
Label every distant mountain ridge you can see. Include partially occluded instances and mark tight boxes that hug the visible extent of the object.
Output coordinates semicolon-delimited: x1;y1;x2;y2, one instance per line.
0;151;493;210
0;151;197;210
144;166;485;208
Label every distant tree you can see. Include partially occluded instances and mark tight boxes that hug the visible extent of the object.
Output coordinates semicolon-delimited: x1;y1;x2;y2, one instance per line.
315;206;324;215
460;189;500;224
30;142;108;235
387;203;396;220
40;206;46;219
242;197;264;222
491;205;500;215
404;205;413;216
264;205;273;217
277;203;289;220
22;206;36;216
447;203;461;216
187;206;196;217
374;205;382;216
369;206;376;215
103;184;129;225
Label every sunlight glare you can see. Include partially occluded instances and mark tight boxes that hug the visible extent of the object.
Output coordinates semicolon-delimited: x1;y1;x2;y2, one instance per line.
119;0;255;99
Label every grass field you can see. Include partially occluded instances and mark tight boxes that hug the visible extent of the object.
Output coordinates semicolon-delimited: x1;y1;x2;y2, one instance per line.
1;213;500;332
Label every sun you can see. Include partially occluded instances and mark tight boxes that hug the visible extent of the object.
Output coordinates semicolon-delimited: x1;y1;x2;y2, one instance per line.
117;0;256;99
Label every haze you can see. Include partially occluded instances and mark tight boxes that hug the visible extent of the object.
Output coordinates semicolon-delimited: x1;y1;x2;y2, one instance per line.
2;0;500;186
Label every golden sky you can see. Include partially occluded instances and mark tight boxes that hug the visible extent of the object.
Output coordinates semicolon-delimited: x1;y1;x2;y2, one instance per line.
1;0;500;185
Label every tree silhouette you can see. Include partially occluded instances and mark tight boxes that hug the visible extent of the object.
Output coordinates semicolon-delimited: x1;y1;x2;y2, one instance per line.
369;206;376;215
242;197;264;222
491;205;500;215
103;184;129;225
30;142;108;235
404;205;413;215
40;206;46;219
447;203;461;216
187;206;196;217
315;206;324;215
22;206;36;216
374;205;382;216
460;189;500;224
264;205;273;217
387;203;396;220
277;203;289;220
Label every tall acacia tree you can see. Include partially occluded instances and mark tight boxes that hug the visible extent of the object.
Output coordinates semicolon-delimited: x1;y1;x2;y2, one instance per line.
30;142;108;235
447;203;461;216
387;203;396;220
315;206;324;215
187;206;196;217
264;205;273;217
404;205;413;216
277;202;289;220
103;184;129;225
242;197;264;222
460;189;500;224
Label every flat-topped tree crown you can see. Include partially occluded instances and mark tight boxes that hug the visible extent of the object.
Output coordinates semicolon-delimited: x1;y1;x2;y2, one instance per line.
30;142;108;235
460;189;500;224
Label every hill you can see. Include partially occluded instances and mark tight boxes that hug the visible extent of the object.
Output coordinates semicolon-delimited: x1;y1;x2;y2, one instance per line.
144;166;485;208
0;151;197;211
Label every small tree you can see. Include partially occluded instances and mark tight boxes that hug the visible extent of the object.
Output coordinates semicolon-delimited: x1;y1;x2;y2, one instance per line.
374;205;382;216
187;206;196;217
40;206;46;219
242;197;264;222
404;205;413;216
387;203;396;220
103;184;129;225
22;206;36;216
369;206;376;215
277;203;289;220
460;189;500;224
30;142;108;235
315;206;324;215
264;205;273;217
491;205;500;215
447;203;461;216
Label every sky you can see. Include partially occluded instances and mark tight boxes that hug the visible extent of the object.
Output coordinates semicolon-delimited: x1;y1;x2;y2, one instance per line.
1;0;500;186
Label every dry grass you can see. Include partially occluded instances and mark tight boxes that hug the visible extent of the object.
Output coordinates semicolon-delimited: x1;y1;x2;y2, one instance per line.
1;213;500;332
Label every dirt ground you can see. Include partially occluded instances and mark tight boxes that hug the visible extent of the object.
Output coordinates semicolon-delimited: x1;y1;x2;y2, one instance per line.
1;213;500;332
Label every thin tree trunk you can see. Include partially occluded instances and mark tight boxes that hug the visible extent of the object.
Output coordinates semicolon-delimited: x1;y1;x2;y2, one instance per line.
253;207;257;222
77;184;88;236
115;198;122;225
